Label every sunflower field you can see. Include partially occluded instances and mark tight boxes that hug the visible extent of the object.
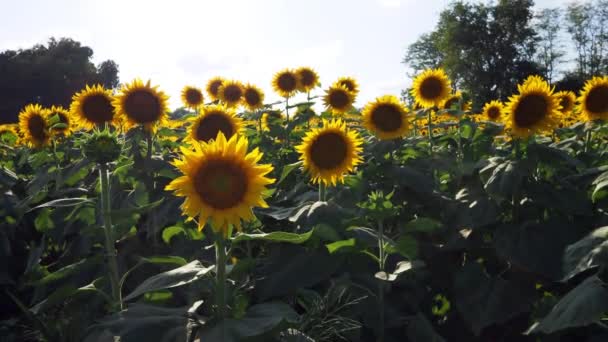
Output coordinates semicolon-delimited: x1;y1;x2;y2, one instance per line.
1;67;608;342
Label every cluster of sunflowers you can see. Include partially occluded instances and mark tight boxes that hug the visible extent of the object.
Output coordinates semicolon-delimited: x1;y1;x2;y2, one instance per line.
2;67;608;236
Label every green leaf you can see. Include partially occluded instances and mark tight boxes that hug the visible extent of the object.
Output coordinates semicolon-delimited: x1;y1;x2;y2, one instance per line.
326;238;357;254
34;208;55;232
563;226;608;281
278;161;303;184
141;256;188;267
406;313;446;342
109;199;163;217
232;229;314;245
404;217;443;234
28;197;93;211
161;226;187;244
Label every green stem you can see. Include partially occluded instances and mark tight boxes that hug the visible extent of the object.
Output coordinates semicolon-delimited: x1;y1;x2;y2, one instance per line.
377;219;385;342
512;138;521;223
215;236;227;320
146;129;153;163
99;164;122;311
51;140;61;192
318;182;326;202
427;109;434;155
585;130;592;153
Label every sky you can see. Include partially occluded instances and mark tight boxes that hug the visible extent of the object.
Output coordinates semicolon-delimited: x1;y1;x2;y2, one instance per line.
0;0;572;110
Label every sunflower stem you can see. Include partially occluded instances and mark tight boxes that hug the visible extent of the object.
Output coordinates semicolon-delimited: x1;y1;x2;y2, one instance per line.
427;109;434;155
512;138;521;223
585;130;592;153
51;140;61;193
285;97;291;147
377;219;385;342
146;129;153;163
215;235;227;321
318;182;326;202
99;163;122;311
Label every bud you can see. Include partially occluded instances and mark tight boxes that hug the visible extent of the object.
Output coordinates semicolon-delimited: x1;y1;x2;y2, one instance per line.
83;130;122;164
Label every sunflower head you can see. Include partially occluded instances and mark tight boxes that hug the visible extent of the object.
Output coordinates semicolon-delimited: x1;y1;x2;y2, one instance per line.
577;76;608;121
217;80;244;108
441;91;470;111
296;67;320;93
334;77;359;95
206;77;225;102
272;69;300;98
114;79;170;132
70;84;118;130
165;132;275;234
482;100;504;122
187;104;244;144
504;78;560;137
362;95;410;140
0;124;19;145
522;75;547;88
47;105;73;137
181;86;204;109
555;91;576;115
83;129;123;164
261;111;284;131
411;68;452;109
296;119;363;186
18;104;51;148
323;85;355;115
242;84;265;111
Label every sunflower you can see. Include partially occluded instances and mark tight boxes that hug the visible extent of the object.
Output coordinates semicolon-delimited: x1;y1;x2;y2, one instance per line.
411;68;452;109
165;132;274;234
334;77;359;95
577;76;608;121
217;80;244;108
181;86;204;109
187;104;243;143
18;104;51;147
70;84;118;130
113;79;170;132
555;91;576;115
261;111;284;131
0;124;18;144
272;69;299;98
362;95;410;140
323;85;355;115
206;77;225;102
481;101;504;122
503;78;560;137
47;105;73;137
296;67;320;93
242;84;265;111
522;75;547;88
441;91;472;112
296;119;363;186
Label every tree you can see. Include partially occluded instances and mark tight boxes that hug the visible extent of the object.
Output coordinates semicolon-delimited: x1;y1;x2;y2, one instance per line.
0;37;120;124
565;0;608;77
534;8;566;83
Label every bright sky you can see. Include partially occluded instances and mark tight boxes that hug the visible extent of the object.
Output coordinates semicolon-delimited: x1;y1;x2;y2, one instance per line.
0;0;571;110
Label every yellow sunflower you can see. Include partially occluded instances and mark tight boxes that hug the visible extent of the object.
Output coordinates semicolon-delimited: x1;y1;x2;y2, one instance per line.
181;86;204;109
441;91;472;112
206;77;225;102
296;119;363;186
296;67;320;93
481;101;504;122
522;75;547;88
113;79;170;132
577;76;608;121
18;104;51;148
411;68;452;109
70;84;118;130
261;111;284;131
165;132;274;234
272;69;300;98
323;85;355;115
0;124;19;144
555;91;576;115
334;77;359;95
218;80;244;108
242;83;265;111
47;105;73;137
362;95;410;140
503;78;560;137
187;104;244;143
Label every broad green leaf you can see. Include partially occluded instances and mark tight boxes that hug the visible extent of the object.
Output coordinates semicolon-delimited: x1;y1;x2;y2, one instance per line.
28;197;93;211
563;226;608;280
232;229;314;244
326;238;357;254
278;161;303;184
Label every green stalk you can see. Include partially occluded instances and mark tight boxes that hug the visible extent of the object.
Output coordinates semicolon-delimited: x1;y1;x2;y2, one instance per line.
318;182;326;202
285;97;291;146
377;219;385;342
99;164;122;311
215;236;227;320
512;138;521;223
427;109;434;155
145;128;153;163
585;130;592;153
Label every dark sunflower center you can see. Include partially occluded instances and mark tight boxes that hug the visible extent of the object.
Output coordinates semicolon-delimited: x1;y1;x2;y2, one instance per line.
513;94;548;128
278;73;297;93
82;95;114;124
420;77;443;100
194;159;248;210
443;97;458;109
340;80;355;92
185;89;203;105
124;90;162;124
196;113;234;142
559;97;572;112
244;89;261;106
299;70;315;87
487;107;500;119
310;132;348;170
28;114;47;141
223;85;243;103
329;90;350;110
371;104;403;132
209;80;223;97
585;85;608;114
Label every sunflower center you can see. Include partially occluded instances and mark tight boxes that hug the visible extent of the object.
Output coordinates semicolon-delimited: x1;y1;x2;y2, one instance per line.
186;89;203;105
443;97;458;109
209;80;223;97
82;95;114;124
223;85;243;103
340;80;355;92
585;85;608;114
371;104;403;132
194;159;248;210
28;114;47;141
299;70;316;87
513;94;548;128
487;107;500;119
559;97;572;112
244;89;261;106
124;90;162;124
310;132;348;170
196;113;234;142
51;112;69;132
278;73;297;93
420;77;443;100
329;90;350;110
